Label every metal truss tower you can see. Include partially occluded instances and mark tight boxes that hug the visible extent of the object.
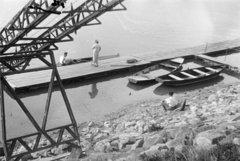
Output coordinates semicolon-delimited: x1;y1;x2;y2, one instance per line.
0;0;126;160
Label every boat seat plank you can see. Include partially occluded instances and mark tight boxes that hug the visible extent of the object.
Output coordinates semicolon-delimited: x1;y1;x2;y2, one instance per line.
206;67;218;72
193;69;210;76
161;64;176;68
181;72;197;78
169;74;183;80
170;58;184;64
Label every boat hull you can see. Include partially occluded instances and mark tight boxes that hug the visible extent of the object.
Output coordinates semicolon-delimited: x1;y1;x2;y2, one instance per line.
128;58;184;84
159;73;222;86
156;65;225;86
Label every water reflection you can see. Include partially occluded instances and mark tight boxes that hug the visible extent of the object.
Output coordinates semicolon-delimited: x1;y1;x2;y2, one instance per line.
127;81;157;91
88;83;98;99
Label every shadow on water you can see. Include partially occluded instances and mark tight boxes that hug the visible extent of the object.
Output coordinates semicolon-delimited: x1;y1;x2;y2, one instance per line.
153;76;224;96
126;80;158;91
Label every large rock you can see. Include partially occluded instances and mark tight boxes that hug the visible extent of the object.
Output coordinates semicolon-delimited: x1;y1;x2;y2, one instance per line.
208;94;217;102
194;125;216;134
116;134;137;150
21;154;33;161
94;140;111;153
219;134;235;145
163;129;177;141
136;120;145;128
124;121;136;128
115;124;125;133
89;127;100;136
80;137;92;151
143;134;164;148
51;146;63;155
131;139;144;151
175;126;195;145
233;138;240;145
65;147;83;161
165;139;184;152
231;114;240;122
93;133;108;142
104;121;111;128
194;130;226;148
195;137;212;147
139;149;162;161
149;143;167;151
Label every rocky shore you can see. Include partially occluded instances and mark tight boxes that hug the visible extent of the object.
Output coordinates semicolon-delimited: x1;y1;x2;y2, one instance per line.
75;81;240;161
5;81;240;161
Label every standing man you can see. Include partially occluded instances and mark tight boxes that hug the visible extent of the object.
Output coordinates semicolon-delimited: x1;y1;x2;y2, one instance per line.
92;39;101;67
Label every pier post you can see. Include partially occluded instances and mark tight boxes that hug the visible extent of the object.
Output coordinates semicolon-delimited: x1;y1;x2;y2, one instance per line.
0;70;7;160
204;42;209;53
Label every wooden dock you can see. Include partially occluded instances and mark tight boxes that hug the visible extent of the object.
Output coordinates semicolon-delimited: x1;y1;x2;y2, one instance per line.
6;38;240;91
6;55;151;91
195;54;239;69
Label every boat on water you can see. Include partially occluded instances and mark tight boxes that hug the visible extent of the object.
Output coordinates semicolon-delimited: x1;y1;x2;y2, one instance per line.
128;57;185;84
155;65;226;86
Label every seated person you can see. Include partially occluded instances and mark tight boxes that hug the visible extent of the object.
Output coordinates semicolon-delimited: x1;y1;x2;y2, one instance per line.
162;91;186;111
60;52;80;65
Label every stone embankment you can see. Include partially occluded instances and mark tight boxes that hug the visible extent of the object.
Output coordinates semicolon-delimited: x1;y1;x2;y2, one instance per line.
5;82;240;161
76;82;240;161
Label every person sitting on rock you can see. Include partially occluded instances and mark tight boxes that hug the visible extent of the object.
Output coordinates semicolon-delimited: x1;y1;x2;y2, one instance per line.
161;91;186;111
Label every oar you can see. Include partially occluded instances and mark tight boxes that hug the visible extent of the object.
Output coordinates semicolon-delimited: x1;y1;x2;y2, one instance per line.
110;64;136;67
99;53;120;60
74;54;120;63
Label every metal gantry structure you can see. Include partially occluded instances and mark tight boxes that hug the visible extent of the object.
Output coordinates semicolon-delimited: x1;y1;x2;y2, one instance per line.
0;0;126;160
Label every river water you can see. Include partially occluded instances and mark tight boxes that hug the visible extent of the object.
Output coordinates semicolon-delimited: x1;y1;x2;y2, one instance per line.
2;0;240;139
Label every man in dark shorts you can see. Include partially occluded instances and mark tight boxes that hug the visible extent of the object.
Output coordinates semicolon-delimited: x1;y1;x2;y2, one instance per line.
162;91;186;111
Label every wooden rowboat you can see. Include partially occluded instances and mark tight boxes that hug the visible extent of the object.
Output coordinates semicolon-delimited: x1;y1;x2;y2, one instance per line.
128;57;184;84
155;65;226;86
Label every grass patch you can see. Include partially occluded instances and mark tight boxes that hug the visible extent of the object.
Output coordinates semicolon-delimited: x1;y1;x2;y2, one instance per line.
140;143;240;161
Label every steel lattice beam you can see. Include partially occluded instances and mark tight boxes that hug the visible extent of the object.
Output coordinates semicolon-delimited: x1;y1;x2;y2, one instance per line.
0;0;126;72
0;52;81;161
0;0;126;160
0;0;64;54
2;0;126;56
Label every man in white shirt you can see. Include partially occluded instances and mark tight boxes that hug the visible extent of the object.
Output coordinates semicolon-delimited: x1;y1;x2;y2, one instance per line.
162;91;186;111
92;39;101;67
59;52;79;65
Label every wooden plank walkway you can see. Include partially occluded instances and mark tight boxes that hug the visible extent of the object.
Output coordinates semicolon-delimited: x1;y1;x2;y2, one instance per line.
6;55;150;90
6;38;240;91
